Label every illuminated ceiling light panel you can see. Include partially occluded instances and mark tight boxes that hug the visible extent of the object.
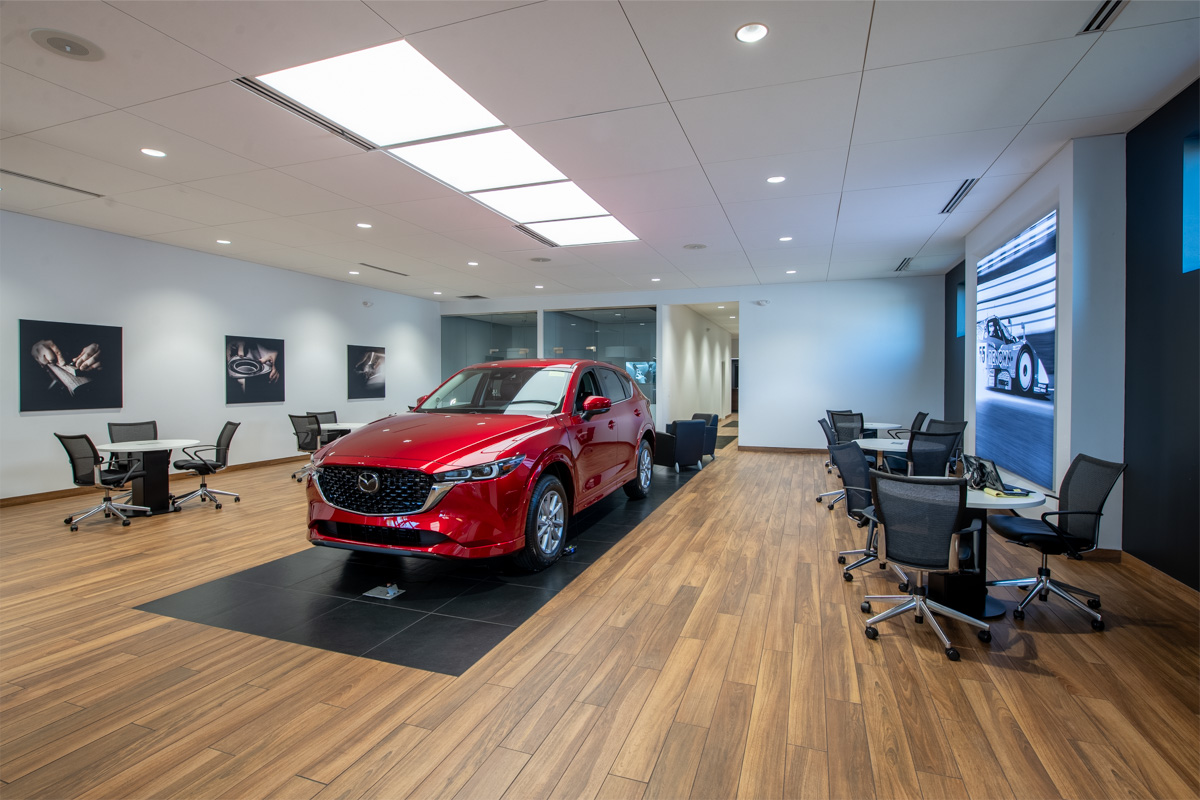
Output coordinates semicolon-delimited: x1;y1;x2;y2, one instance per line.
524;216;637;246
389;130;565;192
257;40;501;146
471;182;606;223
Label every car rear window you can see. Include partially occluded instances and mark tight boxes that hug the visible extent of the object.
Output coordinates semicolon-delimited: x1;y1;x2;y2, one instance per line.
598;368;629;401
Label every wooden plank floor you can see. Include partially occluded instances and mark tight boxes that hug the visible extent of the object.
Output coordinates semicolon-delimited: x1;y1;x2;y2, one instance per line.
2;434;1197;799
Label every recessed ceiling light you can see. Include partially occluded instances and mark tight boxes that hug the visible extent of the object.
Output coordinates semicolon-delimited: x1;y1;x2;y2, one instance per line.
535;285;544;289
767;176;786;184
216;239;231;244
730;315;737;319
735;23;769;44
257;40;501;147
356;222;372;229
651;278;661;282
683;243;707;250
717;306;725;309
467;261;479;266
390;129;565;193
779;236;792;242
530;257;551;263
786;270;797;274
434;291;442;295
140;148;166;158
349;270;360;275
30;29;103;61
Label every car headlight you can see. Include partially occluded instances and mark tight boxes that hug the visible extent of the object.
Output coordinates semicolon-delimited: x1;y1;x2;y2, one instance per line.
434;454;525;483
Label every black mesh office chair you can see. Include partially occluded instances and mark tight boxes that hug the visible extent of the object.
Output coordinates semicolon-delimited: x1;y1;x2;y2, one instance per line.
692;413;718;462
816;418;846;508
905;430;962;477
55;433;151;530
106;420;158;498
307;410;344;446
987;454;1126;630
888;411;929;439
172;422;241;510
925;419;967;473
860;471;990;661
289;414;322;481
829;411;865;445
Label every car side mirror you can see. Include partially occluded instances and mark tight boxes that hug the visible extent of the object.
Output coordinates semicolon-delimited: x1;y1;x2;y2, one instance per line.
414;395;429;410
581;395;611;420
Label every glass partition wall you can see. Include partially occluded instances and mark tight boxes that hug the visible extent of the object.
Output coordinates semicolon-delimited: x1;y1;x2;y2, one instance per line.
441;312;537;379
544;307;657;413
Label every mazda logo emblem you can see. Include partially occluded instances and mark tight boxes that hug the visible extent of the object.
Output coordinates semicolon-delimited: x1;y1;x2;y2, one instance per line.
357;472;381;494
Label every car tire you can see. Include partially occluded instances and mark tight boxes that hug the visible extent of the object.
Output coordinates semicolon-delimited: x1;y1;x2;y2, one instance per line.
1015;346;1035;394
512;474;568;572
623;439;653;499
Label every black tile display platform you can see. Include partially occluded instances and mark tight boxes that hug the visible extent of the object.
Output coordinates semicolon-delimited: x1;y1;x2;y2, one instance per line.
721;420;738;429
137;467;694;676
716;434;737;449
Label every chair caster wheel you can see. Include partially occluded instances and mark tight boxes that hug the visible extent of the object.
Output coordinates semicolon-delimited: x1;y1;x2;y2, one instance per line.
146;511;153;517
827;503;835;510
201;497;207;502
1012;609;1025;621
215;503;222;510
814;496;821;503
64;517;73;525
842;571;854;582
70;525;78;532
234;497;240;503
1087;598;1101;610
897;582;909;593
977;630;992;643
121;520;131;527
104;512;112;518
861;601;871;614
837;555;846;564
865;626;878;640
915;615;924;624
1038;591;1049;602
945;648;960;661
1091;619;1105;631
878;562;887;569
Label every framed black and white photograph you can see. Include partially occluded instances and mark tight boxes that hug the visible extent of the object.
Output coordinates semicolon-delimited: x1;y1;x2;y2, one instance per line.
348;344;385;399
226;335;284;404
19;319;123;412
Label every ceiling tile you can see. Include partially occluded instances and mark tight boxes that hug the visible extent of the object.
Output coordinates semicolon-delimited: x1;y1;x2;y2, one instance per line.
516;104;698;181
365;1;540;36
185;169;359;216
722;194;841;240
0;65;112;134
0;1;236;106
660;247;752;272
279;151;453;206
576;167;719;218
831;240;928;264
573;242;675;271
287;208;428;241
109;0;401;76
865;0;1094;69
752;263;829;284
945;174;1033;217
445;225;555;254
302;241;443;277
838;181;966;220
34;198;198;237
219;217;353;249
704;148;848;203
113;185;275;227
407;2;665;127
744;245;833;270
26;111;261;182
378;194;512;233
144;226;280;256
916;235;967;259
904;254;962;273
1110;0;1200;30
128;82;364;168
366;232;496;269
833;213;944;245
673;72;861;162
624;0;871;100
988;111;1143;176
843;128;1021;191
1032;19;1200;123
0;136;166;195
853;38;1093;144
0;170;97;210
619;205;741;250
687;268;759;289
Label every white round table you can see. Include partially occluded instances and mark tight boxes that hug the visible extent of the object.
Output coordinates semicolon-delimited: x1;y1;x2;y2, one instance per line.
850;437;908;454
319;422;367;431
95;439;199;514
863;421;901;431
95;439;199;453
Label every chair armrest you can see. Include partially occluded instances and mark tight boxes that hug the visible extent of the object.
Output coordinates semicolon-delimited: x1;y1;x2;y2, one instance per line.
886;428;910;439
859;507;880;526
106;457;144;485
949;519;983;572
1039;510;1102;557
182;444;218;460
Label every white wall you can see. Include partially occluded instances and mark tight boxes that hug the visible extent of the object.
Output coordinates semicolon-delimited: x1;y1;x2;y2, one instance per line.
658;304;732;424
964;135;1126;548
1;211;442;498
737;278;946;449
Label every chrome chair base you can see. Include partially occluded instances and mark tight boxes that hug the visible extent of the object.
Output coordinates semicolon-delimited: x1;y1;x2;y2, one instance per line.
863;583;990;660
173;482;239;510
988;565;1104;626
66;494;151;530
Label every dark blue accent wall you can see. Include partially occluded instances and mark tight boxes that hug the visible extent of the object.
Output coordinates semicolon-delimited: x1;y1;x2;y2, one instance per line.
1124;80;1199;589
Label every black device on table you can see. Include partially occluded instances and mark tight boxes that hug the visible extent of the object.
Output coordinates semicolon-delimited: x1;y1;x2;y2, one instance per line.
963;454;1030;496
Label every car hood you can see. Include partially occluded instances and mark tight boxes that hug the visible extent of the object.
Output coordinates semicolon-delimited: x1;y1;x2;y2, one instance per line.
315;412;556;472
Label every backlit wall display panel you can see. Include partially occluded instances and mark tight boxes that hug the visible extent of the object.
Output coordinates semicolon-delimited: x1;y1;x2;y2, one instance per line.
975;210;1057;488
19;319;122;411
226;335;284;404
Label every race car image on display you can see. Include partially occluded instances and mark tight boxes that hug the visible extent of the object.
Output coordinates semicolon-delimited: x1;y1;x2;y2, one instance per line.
978;315;1052;397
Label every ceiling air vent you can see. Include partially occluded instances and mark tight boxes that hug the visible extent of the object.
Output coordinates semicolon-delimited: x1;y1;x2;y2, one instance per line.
1078;0;1129;34
940;179;979;214
359;263;408;277
233;78;374;151
514;225;560;248
894;257;914;272
0;169;103;198
458;295;489;300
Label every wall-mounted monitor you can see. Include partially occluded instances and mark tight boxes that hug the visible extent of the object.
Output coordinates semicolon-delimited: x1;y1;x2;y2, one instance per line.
975;210;1057;488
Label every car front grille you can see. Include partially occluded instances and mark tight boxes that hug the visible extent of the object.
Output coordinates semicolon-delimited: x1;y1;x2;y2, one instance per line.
317;465;434;515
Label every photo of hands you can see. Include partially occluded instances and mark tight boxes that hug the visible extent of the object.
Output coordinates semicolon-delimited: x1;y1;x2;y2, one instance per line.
348;345;385;400
226;335;285;404
20;319;123;412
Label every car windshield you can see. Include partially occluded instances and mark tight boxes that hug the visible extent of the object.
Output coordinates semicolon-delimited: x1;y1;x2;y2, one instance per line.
417;366;572;415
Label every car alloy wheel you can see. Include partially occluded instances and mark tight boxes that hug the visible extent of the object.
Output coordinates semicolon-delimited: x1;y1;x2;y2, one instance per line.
1016;347;1034;393
536;489;564;556
638;445;652;491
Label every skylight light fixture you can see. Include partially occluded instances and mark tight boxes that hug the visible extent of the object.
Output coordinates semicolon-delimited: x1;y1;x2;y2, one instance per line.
471;182;606;223
256;40;501;147
389;130;565;192
140;148;166;157
524;217;638;247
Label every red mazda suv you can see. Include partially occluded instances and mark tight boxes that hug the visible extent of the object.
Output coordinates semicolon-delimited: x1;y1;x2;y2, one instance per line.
305;359;655;570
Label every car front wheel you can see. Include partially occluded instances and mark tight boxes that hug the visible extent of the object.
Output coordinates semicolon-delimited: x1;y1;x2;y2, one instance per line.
623;439;653;499
513;474;568;572
1015;346;1035;394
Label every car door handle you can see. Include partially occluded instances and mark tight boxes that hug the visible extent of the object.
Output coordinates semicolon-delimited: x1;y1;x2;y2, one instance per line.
634;408;642;416
608;420;615;430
